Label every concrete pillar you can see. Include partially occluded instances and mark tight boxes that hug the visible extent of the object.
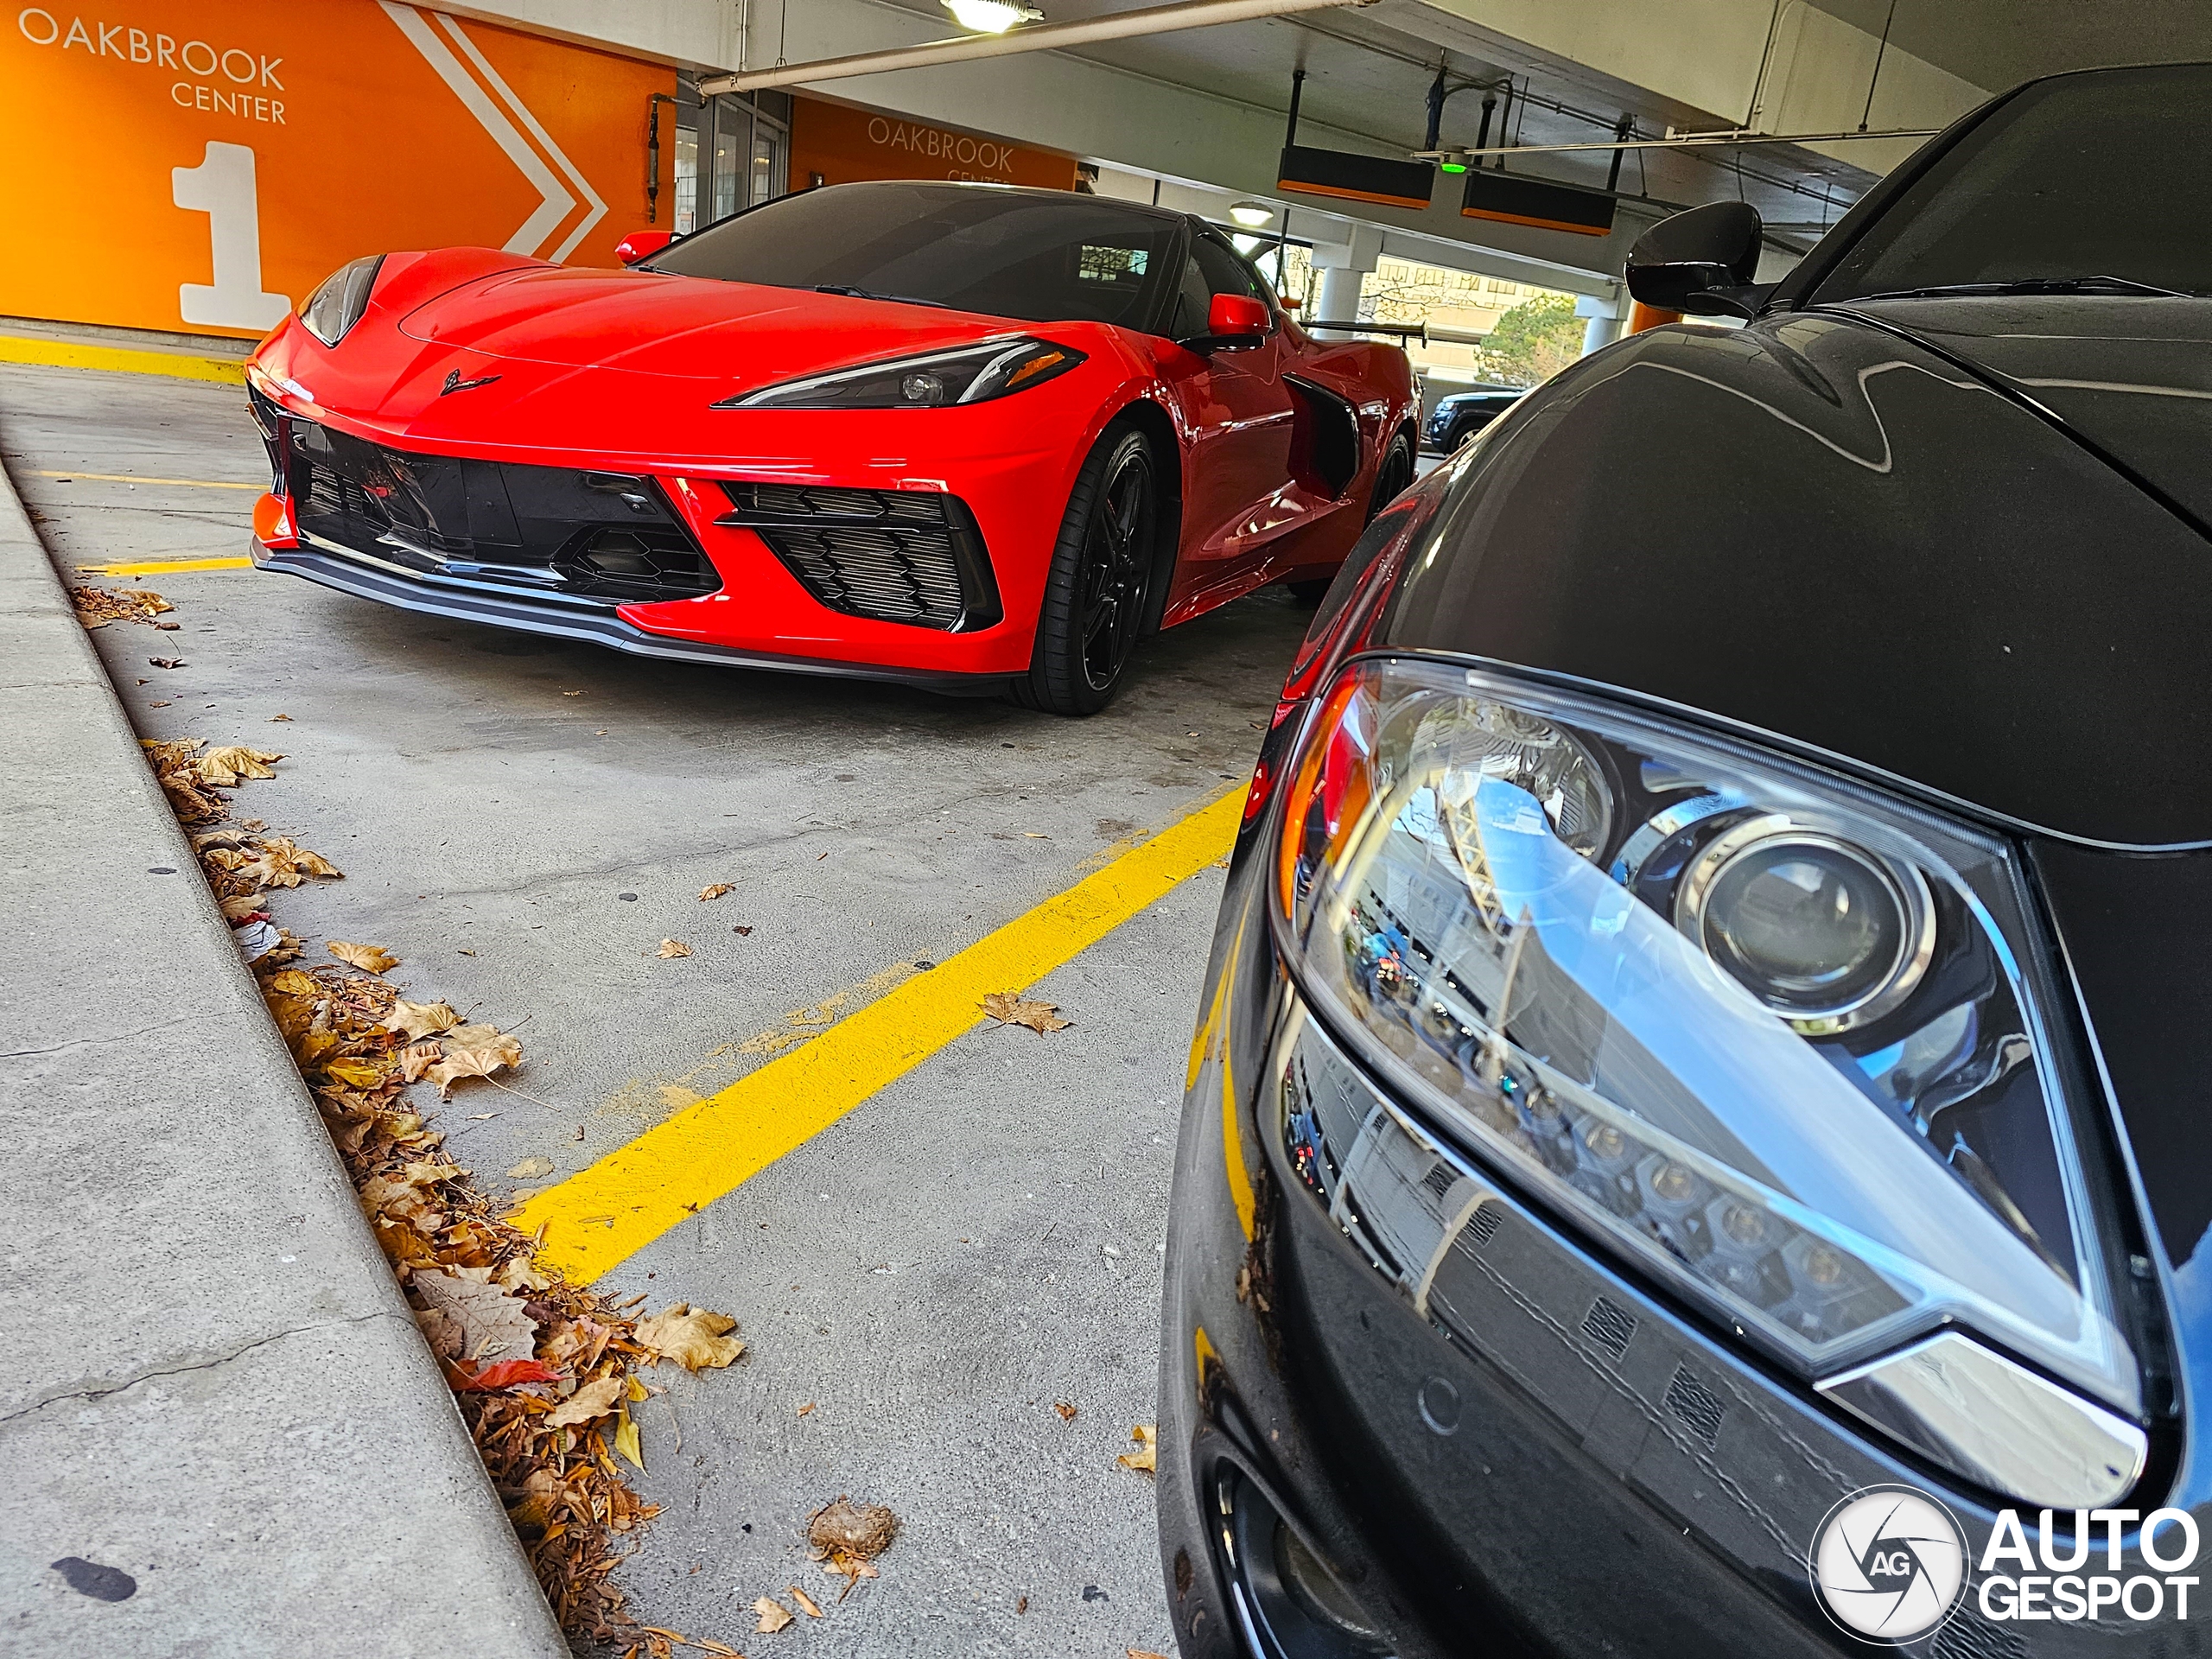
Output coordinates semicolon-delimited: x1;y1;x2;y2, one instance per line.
1576;289;1626;355
1306;222;1385;340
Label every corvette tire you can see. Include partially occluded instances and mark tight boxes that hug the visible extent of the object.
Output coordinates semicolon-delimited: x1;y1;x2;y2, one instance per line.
1013;420;1157;716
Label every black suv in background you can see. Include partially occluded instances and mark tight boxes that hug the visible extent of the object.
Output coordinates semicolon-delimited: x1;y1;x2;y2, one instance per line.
1421;387;1521;452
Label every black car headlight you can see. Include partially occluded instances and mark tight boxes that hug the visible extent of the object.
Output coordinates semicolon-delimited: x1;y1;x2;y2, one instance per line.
718;337;1084;410
297;255;385;346
1269;656;2149;1507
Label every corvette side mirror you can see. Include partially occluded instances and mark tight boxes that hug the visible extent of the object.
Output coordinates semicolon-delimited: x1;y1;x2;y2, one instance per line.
615;230;674;266
1185;292;1270;353
1626;201;1765;319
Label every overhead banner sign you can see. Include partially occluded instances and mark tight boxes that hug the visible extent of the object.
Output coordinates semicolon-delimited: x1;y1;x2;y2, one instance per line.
1460;168;1618;237
1276;145;1435;212
789;96;1078;193
0;2;668;339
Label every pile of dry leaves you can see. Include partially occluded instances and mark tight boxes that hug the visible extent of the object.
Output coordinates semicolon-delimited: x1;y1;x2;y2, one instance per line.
71;583;179;629
140;724;748;1656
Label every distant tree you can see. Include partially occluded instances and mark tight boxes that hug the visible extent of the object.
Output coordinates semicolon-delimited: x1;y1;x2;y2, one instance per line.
1480;293;1584;386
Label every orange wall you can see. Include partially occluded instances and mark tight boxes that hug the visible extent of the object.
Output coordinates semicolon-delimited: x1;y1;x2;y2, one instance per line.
1;2;669;338
788;96;1077;194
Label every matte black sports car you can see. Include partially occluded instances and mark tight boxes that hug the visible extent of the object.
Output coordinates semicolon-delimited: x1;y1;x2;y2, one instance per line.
1421;387;1519;453
1158;61;2212;1659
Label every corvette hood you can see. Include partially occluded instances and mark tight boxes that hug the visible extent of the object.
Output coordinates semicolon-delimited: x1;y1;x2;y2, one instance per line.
1366;309;2212;848
394;264;1021;383
1835;294;2212;533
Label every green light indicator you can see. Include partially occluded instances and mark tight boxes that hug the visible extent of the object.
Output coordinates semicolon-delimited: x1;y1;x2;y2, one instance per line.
1440;161;1468;174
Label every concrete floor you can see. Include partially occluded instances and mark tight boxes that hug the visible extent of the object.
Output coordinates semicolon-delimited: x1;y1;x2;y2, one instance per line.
1;359;1330;1656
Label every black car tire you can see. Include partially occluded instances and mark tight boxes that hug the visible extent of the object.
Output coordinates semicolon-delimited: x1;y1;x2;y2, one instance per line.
1011;419;1158;716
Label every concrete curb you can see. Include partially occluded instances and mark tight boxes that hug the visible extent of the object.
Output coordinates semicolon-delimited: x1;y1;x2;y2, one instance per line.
0;442;567;1653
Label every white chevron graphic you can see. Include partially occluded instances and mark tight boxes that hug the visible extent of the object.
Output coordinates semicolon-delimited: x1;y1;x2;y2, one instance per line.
380;3;607;262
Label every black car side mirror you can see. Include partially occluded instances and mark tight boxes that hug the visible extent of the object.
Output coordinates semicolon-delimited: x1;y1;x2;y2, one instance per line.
1626;201;1766;319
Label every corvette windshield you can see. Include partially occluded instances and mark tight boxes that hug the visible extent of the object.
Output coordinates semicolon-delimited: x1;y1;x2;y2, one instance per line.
646;182;1180;329
1815;64;2212;302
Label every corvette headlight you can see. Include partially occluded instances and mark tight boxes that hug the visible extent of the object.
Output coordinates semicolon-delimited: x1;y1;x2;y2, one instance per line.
719;337;1084;410
1272;657;2149;1505
298;255;385;346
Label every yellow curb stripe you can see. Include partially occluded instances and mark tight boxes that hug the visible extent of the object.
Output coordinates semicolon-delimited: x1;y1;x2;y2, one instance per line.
39;470;259;490
517;785;1247;1283
0;334;247;384
81;556;256;575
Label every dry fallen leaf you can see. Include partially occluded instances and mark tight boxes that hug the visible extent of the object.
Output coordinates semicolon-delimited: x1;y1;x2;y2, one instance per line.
656;938;692;958
238;836;341;887
269;713;292;721
796;1402;817;1418
634;1304;745;1371
699;883;732;900
414;1306;463;1361
508;1155;554;1179
196;745;283;785
148;657;184;669
544;1374;624;1428
613;1411;645;1472
789;1586;823;1618
413;1268;537;1363
754;1597;795;1634
327;940;400;974
1054;1401;1077;1423
1130;1650;1172;1659
1118;1423;1158;1474
980;991;1071;1034
397;1041;442;1083
382;998;461;1039
424;1027;523;1098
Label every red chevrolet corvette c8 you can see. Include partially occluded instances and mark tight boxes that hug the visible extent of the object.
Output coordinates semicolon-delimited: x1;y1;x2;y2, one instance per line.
245;181;1420;713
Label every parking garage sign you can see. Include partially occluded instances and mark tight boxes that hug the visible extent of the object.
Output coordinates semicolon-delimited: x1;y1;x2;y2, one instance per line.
1;2;665;337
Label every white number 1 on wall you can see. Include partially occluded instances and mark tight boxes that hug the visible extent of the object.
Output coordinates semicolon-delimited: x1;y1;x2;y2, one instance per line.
173;142;292;331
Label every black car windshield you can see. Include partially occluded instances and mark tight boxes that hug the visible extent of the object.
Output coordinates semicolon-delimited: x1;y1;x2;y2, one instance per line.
1814;63;2212;303
646;181;1180;329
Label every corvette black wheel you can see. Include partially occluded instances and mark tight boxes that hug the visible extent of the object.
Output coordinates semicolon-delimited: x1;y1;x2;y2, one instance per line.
1014;422;1156;716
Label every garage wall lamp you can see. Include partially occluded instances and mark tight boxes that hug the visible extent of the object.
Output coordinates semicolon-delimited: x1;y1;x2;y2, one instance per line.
944;0;1042;31
1229;200;1274;227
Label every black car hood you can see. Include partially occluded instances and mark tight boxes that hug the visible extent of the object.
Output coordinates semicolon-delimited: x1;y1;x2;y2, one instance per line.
1835;295;2212;535
1370;310;2212;848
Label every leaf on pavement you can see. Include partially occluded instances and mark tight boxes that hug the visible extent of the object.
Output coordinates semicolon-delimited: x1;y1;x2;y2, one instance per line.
544;1374;624;1428
981;991;1071;1034
612;1409;645;1471
1131;1650;1173;1658
789;1586;823;1618
456;1357;565;1392
322;1057;387;1090
634;1303;745;1371
413;1268;537;1363
397;1041;442;1083
657;938;692;958
328;940;400;974
508;1155;554;1180
1054;1401;1077;1422
424;1027;523;1097
754;1597;795;1634
196;745;283;785
699;883;732;900
414;1306;463;1361
238;835;341;887
382;998;461;1039
1118;1423;1158;1473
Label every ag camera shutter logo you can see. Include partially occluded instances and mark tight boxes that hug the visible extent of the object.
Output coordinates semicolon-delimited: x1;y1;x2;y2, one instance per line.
1808;1485;1968;1643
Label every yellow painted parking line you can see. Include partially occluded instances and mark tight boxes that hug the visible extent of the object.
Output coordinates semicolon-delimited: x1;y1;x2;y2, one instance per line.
38;470;259;490
518;784;1248;1283
80;556;256;575
0;334;246;385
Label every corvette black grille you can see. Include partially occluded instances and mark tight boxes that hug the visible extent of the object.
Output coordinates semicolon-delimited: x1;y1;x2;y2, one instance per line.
257;403;719;606
717;481;1001;632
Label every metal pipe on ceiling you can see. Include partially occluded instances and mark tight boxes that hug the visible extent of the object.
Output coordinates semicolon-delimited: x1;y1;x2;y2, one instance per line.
697;0;1373;97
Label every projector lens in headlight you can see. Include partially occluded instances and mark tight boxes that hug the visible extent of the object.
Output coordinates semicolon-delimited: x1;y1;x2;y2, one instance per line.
1268;656;2147;1502
1680;820;1932;1030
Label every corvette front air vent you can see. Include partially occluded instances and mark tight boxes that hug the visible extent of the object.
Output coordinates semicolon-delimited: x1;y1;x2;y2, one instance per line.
269;416;721;606
716;481;1002;632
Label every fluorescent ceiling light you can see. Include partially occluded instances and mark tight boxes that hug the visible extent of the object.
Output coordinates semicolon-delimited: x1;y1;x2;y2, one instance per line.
1228;200;1274;227
944;0;1041;31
